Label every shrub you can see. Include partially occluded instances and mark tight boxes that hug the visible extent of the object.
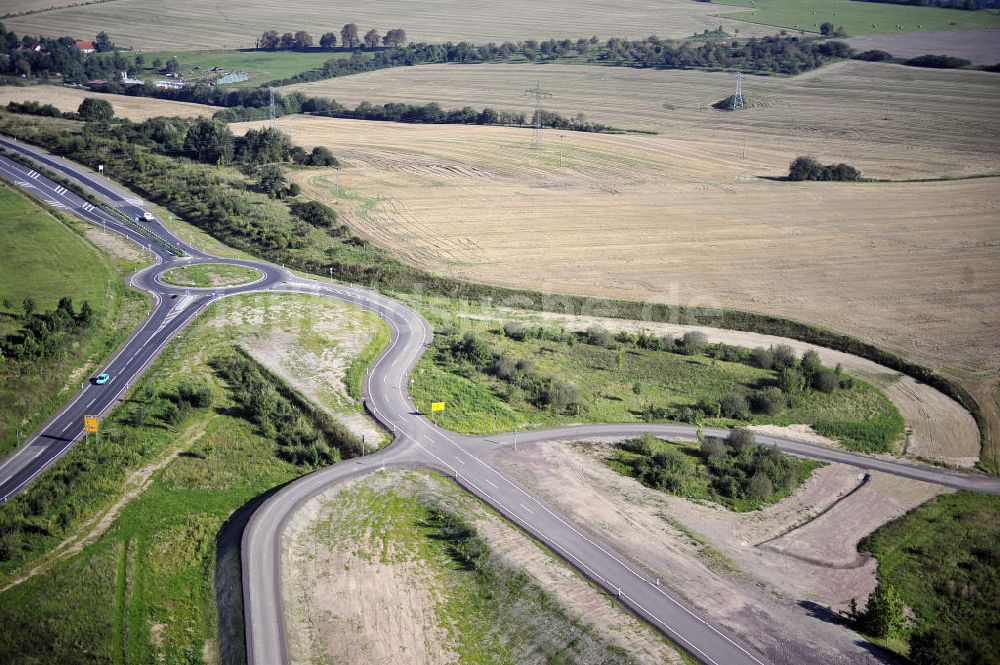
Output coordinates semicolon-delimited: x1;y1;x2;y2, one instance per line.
750;387;787;415
176;382;213;408
680;331;708;355
585;324;612;347
450;331;494;367
78;97;114;122
719;391;749;419
726;427;755;453
287;182;301;197
909;628;964;665
772;344;797;368
307;145;339;166
854;49;893;62
812;368;839;393
750;346;774;369
700;438;727;458
748;472;773;500
544;378;581;413
489;354;518;381
905;54;971;69
503;321;527;340
290;200;338;228
777;366;807;395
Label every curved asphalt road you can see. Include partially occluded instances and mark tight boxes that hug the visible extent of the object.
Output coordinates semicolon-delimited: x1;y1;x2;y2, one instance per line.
2;136;998;665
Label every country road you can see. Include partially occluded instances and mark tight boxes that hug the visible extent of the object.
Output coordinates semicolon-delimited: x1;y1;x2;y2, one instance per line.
1;135;997;665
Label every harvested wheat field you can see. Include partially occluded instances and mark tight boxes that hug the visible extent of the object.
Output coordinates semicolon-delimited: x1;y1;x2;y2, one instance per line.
3;0;774;52
286;60;1000;178
0;86;219;120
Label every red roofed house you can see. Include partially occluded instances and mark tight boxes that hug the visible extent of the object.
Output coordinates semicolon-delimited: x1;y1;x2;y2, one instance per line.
74;40;97;53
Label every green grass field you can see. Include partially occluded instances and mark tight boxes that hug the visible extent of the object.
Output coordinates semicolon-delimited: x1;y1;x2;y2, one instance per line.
859;492;1000;664
0;292;381;663
717;0;1000;35
158;262;261;288
0;183;150;458
410;318;903;453
133;49;363;87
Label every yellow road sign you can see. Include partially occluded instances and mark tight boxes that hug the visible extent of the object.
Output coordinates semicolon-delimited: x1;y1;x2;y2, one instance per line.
431;402;446;412
83;415;99;433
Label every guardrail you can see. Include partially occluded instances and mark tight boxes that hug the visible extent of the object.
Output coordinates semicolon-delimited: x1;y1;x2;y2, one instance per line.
96;202;187;257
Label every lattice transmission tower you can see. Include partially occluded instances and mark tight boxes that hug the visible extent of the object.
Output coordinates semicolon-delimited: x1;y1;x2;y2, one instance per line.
524;80;554;149
730;72;745;111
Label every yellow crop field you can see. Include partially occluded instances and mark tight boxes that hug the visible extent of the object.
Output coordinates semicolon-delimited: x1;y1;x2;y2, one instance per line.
232;61;1000;407
0;86;219;120
285;60;1000;179
3;0;774;51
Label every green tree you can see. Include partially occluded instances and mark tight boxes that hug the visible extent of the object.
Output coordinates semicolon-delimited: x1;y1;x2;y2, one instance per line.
257;164;287;198
183;118;234;164
293;30;313;49
21;296;36;316
258;30;280;49
860;581;905;638
909;628;963;665
319;32;337;48
341;23;360;49
95;31;114;53
364;28;381;48
78;98;114;122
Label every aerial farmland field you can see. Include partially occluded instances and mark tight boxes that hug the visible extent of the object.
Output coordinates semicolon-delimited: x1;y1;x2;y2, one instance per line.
2;0;776;52
237;60;1000;436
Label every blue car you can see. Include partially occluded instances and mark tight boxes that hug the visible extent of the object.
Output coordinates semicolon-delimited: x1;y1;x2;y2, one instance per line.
94;373;110;385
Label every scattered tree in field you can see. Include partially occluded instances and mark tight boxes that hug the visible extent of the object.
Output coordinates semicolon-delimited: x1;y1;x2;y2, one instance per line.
383;28;407;47
77;98;114;122
183;118;234;164
341;23;361;49
134;53;144;67
293;30;313;49
257;164;287;198
279;32;295;49
788;156;861;182
855;581;906;638
164;57;179;73
258;30;279;49
720;391;749;419
319;32;337;48
364;29;382;49
21;297;36;317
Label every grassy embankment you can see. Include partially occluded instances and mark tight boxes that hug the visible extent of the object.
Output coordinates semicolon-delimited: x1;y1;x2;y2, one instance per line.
0;293;386;664
0;182;150;459
717;0;1000;36
158;262;262;288
409;318;903;454
311;470;660;664
859;491;1000;664
130;49;361;88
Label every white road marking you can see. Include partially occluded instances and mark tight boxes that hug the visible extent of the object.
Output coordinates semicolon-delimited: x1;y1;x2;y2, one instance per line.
519;502;534;515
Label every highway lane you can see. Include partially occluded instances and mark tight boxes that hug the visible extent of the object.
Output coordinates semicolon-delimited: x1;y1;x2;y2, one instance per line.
0;152;288;502
3;136;999;665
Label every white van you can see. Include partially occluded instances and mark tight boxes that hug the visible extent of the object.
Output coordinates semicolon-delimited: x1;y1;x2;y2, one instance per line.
142;211;155;222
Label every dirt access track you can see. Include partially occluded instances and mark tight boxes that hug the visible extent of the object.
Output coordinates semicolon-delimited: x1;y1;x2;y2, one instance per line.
483;438;947;665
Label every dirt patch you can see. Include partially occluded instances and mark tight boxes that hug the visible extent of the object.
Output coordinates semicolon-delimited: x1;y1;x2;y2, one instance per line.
207;295;385;445
82;223;152;265
282;470;683;664
844;28;1000;66
482;438;945;665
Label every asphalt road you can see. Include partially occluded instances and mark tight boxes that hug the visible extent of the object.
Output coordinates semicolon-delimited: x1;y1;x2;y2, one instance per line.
2;136;998;665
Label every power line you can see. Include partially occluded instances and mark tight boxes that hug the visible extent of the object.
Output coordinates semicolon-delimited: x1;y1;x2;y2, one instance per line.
524;80;553;150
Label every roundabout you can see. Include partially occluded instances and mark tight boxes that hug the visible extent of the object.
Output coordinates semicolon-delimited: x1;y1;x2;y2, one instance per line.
156;261;265;289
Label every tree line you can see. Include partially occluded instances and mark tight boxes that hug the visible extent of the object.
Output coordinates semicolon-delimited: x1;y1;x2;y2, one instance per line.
0;23;124;82
1;296;94;363
256;25;406;50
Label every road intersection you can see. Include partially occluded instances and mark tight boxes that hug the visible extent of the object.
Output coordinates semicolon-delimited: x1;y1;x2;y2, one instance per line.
1;136;997;665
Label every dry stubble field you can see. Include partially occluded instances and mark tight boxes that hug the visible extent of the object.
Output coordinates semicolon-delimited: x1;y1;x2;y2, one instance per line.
0;86;218;120
2;0;774;51
235;64;999;433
